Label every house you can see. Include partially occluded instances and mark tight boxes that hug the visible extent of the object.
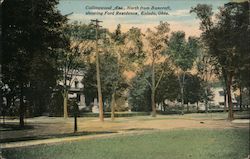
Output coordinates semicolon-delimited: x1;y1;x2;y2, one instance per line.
58;69;87;110
156;86;238;111
210;87;237;108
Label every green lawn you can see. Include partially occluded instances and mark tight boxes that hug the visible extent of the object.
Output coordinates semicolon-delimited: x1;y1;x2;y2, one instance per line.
3;129;249;159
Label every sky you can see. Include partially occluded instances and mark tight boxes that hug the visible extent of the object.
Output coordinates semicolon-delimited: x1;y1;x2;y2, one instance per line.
57;0;230;37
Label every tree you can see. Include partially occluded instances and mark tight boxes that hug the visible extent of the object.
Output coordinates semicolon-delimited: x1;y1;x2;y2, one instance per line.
196;45;218;113
105;24;129;120
60;22;106;118
128;63;179;112
82;63;97;108
145;21;170;117
128;66;152;112
155;64;180;111
191;1;249;120
81;48;127;118
113;26;147;94
82;24;128;120
123;27;145;67
166;31;199;114
59;46;85;118
2;0;67;127
183;73;205;112
59;22;94;118
100;52;127;120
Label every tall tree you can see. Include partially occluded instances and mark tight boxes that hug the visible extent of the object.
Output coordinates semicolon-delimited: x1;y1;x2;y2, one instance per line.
107;24;126;120
166;31;199;114
196;45;218;113
191;1;249;120
145;21;170;117
100;52;127;120
59;22;94;118
2;0;67;127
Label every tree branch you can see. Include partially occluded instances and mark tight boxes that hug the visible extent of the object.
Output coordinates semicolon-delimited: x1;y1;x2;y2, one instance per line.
143;77;152;89
155;70;164;90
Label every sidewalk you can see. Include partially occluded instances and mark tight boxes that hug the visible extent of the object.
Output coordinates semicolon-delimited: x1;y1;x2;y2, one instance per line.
231;119;250;124
0;130;154;149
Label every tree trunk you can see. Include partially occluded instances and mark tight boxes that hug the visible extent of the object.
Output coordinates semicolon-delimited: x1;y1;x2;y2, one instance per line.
205;87;208;113
180;72;185;115
222;68;228;112
19;85;25;128
63;90;68;118
111;93;116;121
223;88;227;112
151;91;156;117
181;85;184;114
187;102;189;112
196;102;199;111
151;60;156;117
227;73;234;121
239;85;242;111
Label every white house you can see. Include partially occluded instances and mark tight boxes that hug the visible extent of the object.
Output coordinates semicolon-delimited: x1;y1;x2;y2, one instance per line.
156;86;238;111
210;87;237;107
58;69;87;110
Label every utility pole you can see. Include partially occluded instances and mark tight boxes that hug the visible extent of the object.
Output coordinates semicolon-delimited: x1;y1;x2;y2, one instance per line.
0;5;3;124
91;19;104;122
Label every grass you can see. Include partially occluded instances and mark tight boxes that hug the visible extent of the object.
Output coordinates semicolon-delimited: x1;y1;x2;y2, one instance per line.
2;129;249;159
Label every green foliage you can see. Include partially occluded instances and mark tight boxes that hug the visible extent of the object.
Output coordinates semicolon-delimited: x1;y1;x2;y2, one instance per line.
82;63;97;106
128;66;151;112
48;88;64;117
64;21;106;41
183;73;205;104
146;21;169;57
191;2;249;88
2;0;68;119
166;31;199;72
128;63;179;111
100;52;127;100
191;2;250;118
155;64;180;103
123;27;145;67
190;4;214;31
110;24;125;45
82;53;127;108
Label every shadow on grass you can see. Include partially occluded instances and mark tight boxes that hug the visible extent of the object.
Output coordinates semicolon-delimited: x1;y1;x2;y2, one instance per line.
0;130;117;144
0;124;34;131
122;128;156;131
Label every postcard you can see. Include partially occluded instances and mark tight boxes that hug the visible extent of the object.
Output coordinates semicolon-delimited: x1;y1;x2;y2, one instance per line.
1;0;249;159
